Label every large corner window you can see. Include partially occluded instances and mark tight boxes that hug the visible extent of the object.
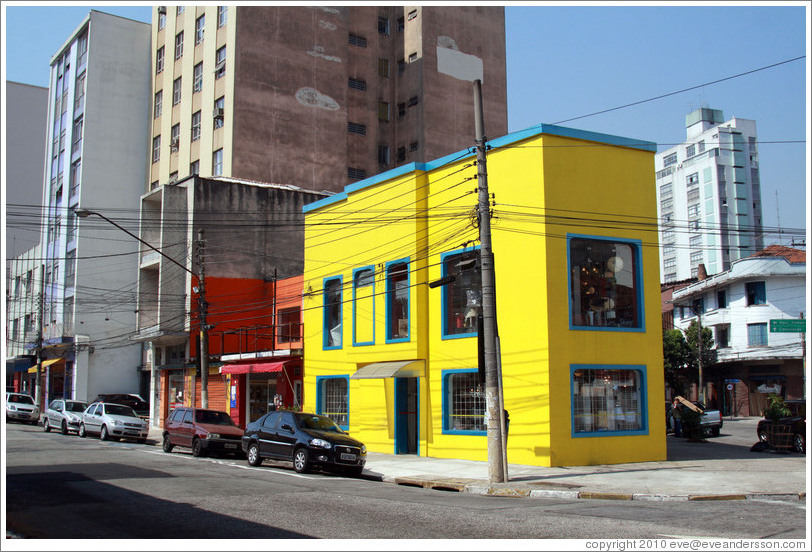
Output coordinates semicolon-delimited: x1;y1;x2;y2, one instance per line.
571;366;645;436
386;260;409;342
317;376;348;430
442;370;485;434
442;249;481;338
352;268;374;346
323;277;343;349
569;235;642;330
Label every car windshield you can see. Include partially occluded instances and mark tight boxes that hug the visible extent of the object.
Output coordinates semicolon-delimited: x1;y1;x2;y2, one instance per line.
104;404;138;417
65;401;88;412
295;414;343;432
8;394;34;405
195;410;235;425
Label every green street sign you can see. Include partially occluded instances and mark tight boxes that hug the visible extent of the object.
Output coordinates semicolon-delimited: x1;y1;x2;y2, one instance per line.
769;319;806;333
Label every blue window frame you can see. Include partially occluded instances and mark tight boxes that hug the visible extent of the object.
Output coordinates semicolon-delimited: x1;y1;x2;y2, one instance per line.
441;247;481;339
570;365;648;437
385;259;410;342
441;369;486;435
567;234;644;332
747;323;768;347
323;276;343;349
316;375;349;430
352;267;375;346
745;281;766;306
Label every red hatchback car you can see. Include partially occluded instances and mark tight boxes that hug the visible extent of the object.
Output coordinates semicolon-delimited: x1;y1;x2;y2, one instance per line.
162;407;244;458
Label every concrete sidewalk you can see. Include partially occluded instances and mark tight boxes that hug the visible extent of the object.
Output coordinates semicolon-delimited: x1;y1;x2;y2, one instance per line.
147;418;807;501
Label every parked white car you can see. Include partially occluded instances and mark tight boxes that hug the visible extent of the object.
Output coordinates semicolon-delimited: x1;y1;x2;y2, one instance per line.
6;393;40;425
78;402;149;443
43;399;89;434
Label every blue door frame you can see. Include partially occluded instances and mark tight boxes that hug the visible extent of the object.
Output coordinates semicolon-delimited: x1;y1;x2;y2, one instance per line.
394;377;419;455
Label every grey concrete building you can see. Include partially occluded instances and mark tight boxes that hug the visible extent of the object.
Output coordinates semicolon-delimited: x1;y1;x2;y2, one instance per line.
5;82;49;257
148;5;507;192
36;11;151;405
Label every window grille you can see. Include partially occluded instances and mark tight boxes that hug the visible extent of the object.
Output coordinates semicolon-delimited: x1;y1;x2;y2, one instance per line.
348;122;366;135
348;78;366;91
349;34;367;47
348;167;366;180
446;372;485;431
320;378;348;427
572;368;642;433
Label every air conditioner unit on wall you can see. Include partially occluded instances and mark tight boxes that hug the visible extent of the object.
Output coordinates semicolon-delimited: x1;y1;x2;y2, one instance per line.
213;108;224;119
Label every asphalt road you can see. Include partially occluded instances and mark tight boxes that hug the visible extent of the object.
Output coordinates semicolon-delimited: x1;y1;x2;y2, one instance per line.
4;421;807;542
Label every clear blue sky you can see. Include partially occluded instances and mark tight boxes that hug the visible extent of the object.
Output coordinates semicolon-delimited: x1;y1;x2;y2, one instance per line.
3;3;808;240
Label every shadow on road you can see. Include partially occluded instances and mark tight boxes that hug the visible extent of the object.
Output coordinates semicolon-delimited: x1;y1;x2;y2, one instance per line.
6;465;311;539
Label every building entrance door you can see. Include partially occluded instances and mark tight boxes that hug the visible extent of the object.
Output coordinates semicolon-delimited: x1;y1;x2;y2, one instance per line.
248;376;277;422
395;377;418;455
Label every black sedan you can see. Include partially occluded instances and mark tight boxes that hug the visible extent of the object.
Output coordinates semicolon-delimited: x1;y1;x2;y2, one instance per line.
242;411;366;475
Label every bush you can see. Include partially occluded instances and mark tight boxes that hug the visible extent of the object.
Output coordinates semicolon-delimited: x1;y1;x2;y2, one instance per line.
763;394;791;421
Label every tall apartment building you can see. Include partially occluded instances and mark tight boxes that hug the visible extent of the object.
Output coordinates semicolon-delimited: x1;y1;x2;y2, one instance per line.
655;108;764;283
148;5;507;192
5;82;49;257
36;11;151;405
5;245;44;393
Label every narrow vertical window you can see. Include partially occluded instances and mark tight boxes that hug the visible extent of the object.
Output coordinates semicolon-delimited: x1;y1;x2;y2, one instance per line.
386;261;409;341
217;5;227;27
175;31;184;59
170;124;180;150
189;160;199;175
193;62;203;92
172;77;182;105
191;110;201;141
212;148;223;176
318;377;348;429
154;90;162;118
324;277;343;349
195;15;205;44
215;46;226;79
353;268;374;346
156;46;165;74
442;249;481;337
745;281;766;306
152;135;161;162
213;96;225;128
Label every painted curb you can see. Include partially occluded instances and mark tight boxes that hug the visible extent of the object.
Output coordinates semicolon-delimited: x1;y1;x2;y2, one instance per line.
688;494;746;501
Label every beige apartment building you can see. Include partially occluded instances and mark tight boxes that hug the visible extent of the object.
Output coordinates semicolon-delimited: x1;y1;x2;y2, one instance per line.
148;5;507;192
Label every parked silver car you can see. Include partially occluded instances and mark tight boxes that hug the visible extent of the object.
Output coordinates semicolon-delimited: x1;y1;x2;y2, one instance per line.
78;402;149;443
6;392;40;425
43;399;89;434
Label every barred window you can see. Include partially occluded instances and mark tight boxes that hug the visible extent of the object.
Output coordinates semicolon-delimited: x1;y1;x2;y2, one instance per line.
348;33;366;47
348;167;366;180
319;377;348;429
348;77;366;91
572;367;644;434
348;122;366;135
443;371;485;433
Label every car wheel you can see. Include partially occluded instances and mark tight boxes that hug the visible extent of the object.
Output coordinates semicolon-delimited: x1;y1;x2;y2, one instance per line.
191;437;205;457
162;434;174;453
78;423;87;438
43;418;51;432
61;421;69;435
247;442;262;466
793;433;805;454
135;438;147;445
293;447;310;474
100;425;110;441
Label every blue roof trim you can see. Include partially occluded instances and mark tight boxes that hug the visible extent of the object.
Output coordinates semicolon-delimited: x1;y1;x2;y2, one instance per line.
303;123;655;214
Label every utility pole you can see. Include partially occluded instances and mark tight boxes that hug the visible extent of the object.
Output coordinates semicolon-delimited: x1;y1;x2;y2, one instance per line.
197;229;209;409
34;265;46;408
473;79;506;484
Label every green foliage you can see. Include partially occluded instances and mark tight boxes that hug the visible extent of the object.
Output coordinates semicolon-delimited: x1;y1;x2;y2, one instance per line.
763;394;791;421
684;320;717;369
663;329;693;397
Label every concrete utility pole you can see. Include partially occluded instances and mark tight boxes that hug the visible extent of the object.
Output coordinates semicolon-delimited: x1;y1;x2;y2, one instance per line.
473;79;507;484
34;266;45;407
197;229;209;409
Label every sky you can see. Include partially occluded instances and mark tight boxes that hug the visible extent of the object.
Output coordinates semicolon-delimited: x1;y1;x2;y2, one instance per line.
2;2;809;242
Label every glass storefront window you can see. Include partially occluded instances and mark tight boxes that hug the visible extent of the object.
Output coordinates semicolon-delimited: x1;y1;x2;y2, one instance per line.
442;249;481;337
443;370;485;433
572;366;645;435
318;376;348;429
168;374;185;411
569;236;641;330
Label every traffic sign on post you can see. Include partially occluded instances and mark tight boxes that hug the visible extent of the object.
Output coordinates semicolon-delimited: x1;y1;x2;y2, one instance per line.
769;319;806;333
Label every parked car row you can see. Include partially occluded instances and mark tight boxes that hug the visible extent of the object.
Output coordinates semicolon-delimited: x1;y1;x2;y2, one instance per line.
9;391;368;475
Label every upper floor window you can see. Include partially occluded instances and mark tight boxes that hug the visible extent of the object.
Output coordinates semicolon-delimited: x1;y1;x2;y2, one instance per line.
156;46;165;74
195;15;205;44
170;123;180;150
277;307;301;344
568;235;642;330
747;323;768;347
745;281;766;306
715;324;730;348
348;33;367;47
378;16;389;35
175;31;184;59
189;160;199;176
386;260;409;342
378;58;390;78
154;90;162;118
441;249;481;338
177;6;184;15
717;289;727;309
348;77;366;91
213;96;225;128
212;148;223;176
77;33;88;68
217;5;227;27
193;62;203;92
348;122;366;135
352;268;375;346
152;135;161;163
215;46;226;79
687;172;699;186
172;77;182;105
158;9;166;30
323;277;343;349
191;110;201;142
686;144;696;158
663;152;677;167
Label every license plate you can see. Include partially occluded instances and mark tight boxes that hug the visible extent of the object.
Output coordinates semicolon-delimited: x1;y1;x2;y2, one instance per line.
340;453;356;461
224;443;237;449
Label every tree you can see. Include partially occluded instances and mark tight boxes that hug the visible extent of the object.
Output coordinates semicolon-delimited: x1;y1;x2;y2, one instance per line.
663;329;693;397
683;319;717;374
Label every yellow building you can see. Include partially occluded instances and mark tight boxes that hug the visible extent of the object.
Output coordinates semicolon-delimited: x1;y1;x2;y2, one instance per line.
302;123;666;467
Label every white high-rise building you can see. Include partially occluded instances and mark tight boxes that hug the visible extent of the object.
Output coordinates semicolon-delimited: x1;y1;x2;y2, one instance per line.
37;11;151;404
655;108;764;283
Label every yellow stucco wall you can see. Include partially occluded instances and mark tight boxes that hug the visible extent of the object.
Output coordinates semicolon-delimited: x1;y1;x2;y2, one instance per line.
303;126;666;467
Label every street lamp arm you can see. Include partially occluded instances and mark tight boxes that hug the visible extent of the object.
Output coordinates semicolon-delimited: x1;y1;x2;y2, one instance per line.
75;208;193;276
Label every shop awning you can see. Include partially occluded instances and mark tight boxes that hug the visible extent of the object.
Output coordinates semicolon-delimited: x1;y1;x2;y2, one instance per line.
219;360;292;375
350;360;425;379
27;358;65;373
